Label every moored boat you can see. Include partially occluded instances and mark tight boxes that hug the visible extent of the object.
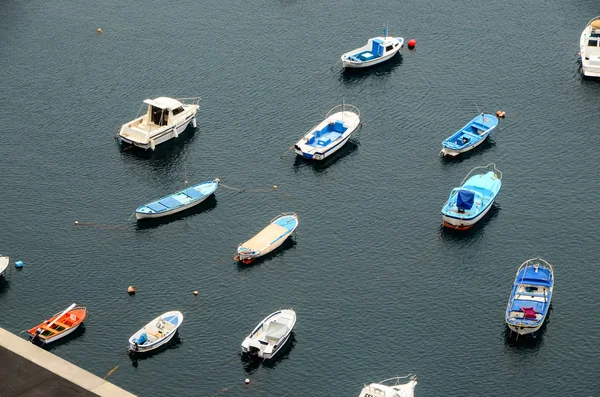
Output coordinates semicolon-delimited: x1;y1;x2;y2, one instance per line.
358;374;418;397
118;97;200;150
580;16;600;77
0;255;8;277
27;303;86;344
440;113;499;157
341;28;404;69
505;258;554;337
294;104;360;161
241;309;296;360
128;311;183;353
136;179;219;220
441;163;502;230
234;213;298;264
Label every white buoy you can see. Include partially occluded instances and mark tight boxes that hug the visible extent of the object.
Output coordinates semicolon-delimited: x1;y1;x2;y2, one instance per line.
244;378;250;384
192;117;197;128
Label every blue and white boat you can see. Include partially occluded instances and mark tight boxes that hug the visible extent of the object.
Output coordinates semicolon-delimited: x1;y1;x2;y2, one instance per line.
341;28;404;69
234;213;298;264
135;179;219;220
294;104;360;161
128;311;183;353
440;113;499;157
505;258;554;337
441;163;502;230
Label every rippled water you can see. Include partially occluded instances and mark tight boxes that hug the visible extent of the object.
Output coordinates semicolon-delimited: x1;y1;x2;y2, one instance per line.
1;0;600;396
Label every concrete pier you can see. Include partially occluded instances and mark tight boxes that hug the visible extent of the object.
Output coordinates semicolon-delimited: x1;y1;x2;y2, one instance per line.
0;327;135;396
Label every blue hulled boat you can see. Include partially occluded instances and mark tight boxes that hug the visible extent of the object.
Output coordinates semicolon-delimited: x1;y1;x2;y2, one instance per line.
136;179;219;220
441;163;502;230
440;113;498;157
505;258;554;337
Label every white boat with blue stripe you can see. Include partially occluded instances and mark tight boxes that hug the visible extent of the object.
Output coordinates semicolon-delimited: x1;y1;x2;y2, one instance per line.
294;104;360;161
241;309;296;360
506;258;554;337
234;213;298;264
441;164;502;230
440;113;499;157
128;311;183;353
341;27;404;69
136;179;219;220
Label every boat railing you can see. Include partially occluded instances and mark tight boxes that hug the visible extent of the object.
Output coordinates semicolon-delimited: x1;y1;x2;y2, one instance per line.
326;103;360;120
459;163;502;187
176;97;201;107
515;258;554;281
377;374;417;386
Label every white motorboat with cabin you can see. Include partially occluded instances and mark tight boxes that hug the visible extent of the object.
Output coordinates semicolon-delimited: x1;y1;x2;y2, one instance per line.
118;97;200;150
241;309;296;360
580;16;600;77
341;28;404;69
358;374;418;397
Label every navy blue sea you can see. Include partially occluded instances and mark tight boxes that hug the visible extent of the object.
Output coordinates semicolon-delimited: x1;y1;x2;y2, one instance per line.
1;0;600;395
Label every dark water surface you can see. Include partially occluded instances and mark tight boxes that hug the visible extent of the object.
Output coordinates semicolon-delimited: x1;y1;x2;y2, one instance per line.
1;0;600;396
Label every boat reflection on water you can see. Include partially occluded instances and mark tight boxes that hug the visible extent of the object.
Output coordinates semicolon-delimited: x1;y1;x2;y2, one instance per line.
135;195;218;231
339;54;403;85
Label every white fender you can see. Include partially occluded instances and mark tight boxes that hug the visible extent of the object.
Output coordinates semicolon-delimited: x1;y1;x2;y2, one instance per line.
150;140;155;151
192;117;197;128
173;127;179;138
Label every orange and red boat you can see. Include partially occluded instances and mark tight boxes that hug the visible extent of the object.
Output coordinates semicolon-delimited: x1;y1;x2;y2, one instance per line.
27;303;87;344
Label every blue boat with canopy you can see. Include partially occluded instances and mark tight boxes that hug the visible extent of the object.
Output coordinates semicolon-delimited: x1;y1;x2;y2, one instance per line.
441;163;502;230
135;179;219;220
505;258;554;337
440;113;499;157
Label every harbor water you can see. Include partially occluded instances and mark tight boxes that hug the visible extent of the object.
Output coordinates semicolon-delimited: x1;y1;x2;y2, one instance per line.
1;0;600;395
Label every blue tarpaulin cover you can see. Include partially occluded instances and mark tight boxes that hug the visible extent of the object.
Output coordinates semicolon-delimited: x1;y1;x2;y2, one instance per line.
457;189;475;210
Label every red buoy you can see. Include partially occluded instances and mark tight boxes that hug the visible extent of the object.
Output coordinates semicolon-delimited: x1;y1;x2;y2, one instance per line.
407;39;416;48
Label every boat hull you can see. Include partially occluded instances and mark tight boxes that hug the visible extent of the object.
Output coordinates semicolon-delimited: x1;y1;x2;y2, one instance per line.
295;131;355;160
241;309;296;360
342;48;400;69
135;193;211;220
580;21;600;78
129;330;177;353
441;133;490;157
236;214;298;263
442;200;494;230
40;324;82;344
507;323;542;336
118;116;195;151
128;311;183;353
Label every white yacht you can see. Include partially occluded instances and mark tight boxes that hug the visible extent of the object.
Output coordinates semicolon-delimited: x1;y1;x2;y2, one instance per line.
118;97;200;150
241;309;296;360
580;16;600;77
358;375;417;397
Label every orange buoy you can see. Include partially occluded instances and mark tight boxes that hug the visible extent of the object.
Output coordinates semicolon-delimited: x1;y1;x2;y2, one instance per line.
407;39;416;48
496;110;506;118
96;28;103;33
127;285;136;294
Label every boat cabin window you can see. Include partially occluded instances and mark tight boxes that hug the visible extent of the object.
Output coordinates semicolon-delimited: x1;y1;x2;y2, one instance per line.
150;106;168;126
588;40;598;47
172;106;184;116
386;45;394;52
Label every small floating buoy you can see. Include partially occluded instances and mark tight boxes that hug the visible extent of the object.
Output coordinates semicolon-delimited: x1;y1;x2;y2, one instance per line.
215;178;221;184
74;221;79;225
407;39;416;48
496;110;506;118
96;28;103;33
127;285;136;294
244;378;250;385
193;290;198;296
273;185;277;189
15;261;23;269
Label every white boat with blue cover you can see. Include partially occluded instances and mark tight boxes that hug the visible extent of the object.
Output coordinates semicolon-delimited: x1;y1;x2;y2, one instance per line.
118;97;200;150
128;311;183;353
234;213;298;264
441;163;502;230
241;309;296;360
580;16;600;77
440;113;499;157
341;29;404;69
0;255;8;277
505;258;554;337
294;104;360;161
136;179;219;220
359;375;417;397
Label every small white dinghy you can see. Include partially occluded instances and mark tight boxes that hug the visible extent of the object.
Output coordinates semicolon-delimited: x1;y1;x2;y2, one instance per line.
128;311;183;353
118;97;200;150
294;104;360;161
241;309;296;360
358;375;418;397
0;255;8;277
